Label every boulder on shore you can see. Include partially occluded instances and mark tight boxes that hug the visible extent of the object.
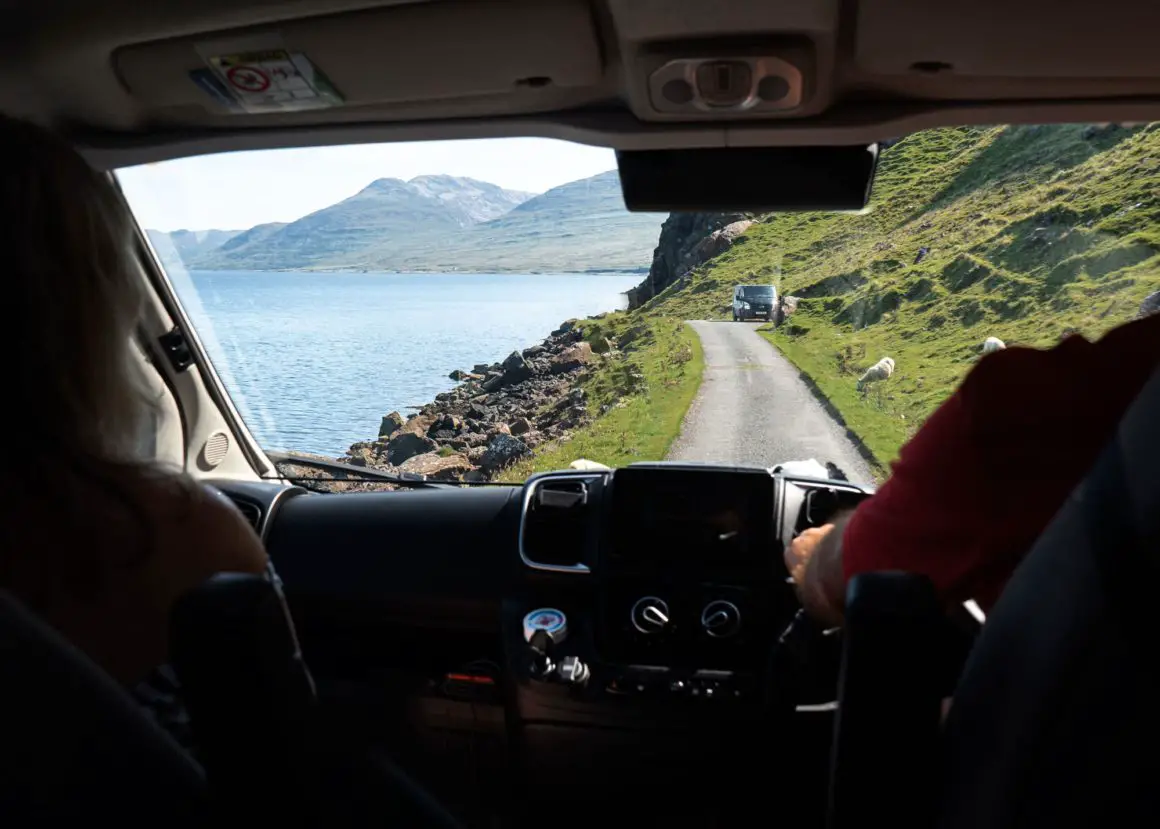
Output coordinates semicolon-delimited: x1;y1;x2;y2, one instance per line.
550;341;593;374
378;411;405;438
386;431;437;465
402;413;435;436
399;452;472;481
479;434;530;472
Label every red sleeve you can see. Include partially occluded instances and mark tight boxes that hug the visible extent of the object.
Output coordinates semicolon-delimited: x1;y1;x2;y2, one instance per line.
842;315;1160;606
841;377;992;602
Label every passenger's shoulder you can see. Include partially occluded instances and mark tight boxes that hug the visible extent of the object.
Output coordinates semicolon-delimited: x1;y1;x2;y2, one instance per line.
183;483;269;573
119;468;267;575
965;315;1160;398
963;336;1089;395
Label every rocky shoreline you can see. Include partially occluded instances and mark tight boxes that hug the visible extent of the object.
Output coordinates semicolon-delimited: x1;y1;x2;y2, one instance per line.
323;319;603;484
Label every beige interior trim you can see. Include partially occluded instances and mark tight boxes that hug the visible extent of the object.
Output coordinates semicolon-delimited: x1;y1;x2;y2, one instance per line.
4;0;1158;168
82;96;1160;170
125;193;273;482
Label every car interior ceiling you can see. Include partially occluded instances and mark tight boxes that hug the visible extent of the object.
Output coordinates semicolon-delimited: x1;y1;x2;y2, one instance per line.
2;0;1159;827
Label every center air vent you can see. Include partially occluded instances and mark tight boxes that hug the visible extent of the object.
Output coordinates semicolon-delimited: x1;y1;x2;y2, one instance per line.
519;474;602;573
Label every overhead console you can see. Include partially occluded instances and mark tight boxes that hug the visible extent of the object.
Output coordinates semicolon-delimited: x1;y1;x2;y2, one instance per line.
114;0;603;124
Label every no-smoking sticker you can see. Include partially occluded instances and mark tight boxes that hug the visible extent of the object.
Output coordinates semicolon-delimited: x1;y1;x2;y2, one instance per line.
226;65;270;93
203;48;343;114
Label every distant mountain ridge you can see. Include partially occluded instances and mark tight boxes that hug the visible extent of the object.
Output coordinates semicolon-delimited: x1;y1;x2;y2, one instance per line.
146;228;243;262
148;171;663;274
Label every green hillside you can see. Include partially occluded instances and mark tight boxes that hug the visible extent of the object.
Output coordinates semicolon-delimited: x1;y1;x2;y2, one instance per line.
503;123;1158;479
640;123;1160;467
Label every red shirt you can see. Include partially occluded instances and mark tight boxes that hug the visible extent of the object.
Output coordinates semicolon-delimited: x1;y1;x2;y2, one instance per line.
842;314;1160;610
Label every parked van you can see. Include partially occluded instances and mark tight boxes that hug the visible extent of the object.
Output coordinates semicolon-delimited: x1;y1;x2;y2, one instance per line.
732;284;778;321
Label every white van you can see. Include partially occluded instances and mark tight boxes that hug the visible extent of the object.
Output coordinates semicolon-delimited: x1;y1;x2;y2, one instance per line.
732;284;778;321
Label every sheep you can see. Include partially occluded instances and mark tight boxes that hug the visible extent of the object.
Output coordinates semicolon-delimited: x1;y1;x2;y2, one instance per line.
569;458;611;471
856;357;895;391
982;336;1006;354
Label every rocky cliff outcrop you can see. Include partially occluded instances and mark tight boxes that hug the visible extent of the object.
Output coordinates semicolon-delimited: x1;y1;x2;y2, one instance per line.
628;212;751;308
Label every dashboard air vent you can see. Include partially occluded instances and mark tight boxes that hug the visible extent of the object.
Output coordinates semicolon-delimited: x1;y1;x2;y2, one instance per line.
229;497;264;533
519;474;599;574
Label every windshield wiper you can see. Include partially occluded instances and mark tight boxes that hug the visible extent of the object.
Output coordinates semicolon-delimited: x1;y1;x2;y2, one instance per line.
264;451;511;488
264;451;441;488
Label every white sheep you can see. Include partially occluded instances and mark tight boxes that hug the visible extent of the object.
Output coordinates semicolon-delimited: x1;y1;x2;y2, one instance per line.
982;336;1006;354
569;458;611;471
857;357;895;391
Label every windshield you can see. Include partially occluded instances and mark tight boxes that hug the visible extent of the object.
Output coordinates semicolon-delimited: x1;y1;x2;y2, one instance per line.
117;124;1160;488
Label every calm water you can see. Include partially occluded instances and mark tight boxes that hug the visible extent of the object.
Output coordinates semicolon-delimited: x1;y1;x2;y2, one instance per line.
173;270;640;456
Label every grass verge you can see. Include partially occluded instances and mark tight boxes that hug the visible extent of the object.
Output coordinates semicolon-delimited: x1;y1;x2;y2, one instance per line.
500;313;704;480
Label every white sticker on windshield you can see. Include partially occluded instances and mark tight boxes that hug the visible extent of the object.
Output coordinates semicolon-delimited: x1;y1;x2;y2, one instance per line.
203;49;343;114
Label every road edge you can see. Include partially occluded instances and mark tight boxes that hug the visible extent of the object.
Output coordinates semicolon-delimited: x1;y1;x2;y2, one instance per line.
753;327;886;478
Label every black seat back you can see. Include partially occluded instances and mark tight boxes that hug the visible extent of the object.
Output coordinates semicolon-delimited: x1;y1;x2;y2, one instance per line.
936;364;1160;828
0;589;208;826
827;573;945;829
170;570;321;825
171;569;466;829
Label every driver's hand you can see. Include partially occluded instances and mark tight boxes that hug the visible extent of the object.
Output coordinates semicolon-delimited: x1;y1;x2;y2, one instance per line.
785;524;835;587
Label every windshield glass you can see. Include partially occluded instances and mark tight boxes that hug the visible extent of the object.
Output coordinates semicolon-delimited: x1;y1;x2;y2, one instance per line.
117;124;1160;488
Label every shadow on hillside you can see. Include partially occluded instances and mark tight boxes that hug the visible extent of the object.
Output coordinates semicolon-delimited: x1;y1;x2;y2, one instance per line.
905;124;1143;224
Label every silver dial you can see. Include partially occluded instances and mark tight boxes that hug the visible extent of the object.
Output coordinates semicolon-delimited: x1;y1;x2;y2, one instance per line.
630;596;671;634
701;600;741;638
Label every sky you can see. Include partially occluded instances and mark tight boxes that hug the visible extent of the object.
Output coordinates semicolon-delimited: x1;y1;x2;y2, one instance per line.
116;137;618;233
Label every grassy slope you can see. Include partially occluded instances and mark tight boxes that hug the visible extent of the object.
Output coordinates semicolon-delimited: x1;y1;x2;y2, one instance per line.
637;123;1160;468
500;313;704;480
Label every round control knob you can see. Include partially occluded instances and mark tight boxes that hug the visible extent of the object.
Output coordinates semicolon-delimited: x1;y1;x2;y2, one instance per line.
701;600;741;638
630;596;671;635
557;655;590;685
523;608;567;645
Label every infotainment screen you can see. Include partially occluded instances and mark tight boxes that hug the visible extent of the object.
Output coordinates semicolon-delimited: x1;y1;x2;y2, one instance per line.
606;466;776;570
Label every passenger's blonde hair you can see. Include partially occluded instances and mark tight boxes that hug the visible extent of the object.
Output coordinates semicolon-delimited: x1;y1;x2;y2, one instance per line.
2;115;158;462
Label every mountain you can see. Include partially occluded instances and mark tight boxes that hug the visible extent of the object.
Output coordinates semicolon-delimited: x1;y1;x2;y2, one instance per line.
166;171;662;274
631;122;1160;466
216;222;288;250
341;171;666;273
191;175;534;271
147;228;242;270
406;174;533;223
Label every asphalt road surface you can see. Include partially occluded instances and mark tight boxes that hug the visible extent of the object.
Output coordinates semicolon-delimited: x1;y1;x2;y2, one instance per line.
667;321;873;483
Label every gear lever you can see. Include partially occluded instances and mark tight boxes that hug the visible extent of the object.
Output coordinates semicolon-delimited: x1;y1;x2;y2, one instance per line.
765;608;827;714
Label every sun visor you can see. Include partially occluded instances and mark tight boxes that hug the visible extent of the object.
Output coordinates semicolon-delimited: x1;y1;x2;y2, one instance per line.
616;145;879;213
115;0;602;117
856;0;1160;77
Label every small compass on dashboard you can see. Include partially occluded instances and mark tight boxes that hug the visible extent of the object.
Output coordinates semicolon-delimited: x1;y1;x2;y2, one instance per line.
522;608;568;645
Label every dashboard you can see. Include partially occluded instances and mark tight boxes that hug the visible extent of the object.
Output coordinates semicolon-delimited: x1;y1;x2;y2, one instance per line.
213;464;871;828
